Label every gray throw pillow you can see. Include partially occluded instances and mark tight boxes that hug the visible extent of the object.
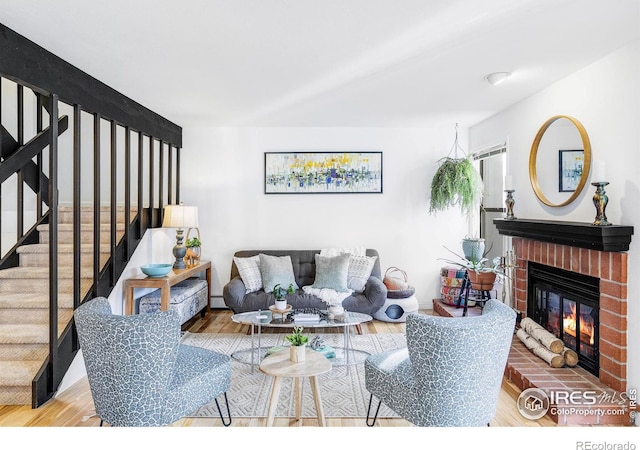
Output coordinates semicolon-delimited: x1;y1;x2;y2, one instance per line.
258;254;299;294
311;253;350;292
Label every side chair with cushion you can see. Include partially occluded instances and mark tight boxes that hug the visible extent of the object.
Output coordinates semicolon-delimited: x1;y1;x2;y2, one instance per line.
364;299;516;427
74;297;232;427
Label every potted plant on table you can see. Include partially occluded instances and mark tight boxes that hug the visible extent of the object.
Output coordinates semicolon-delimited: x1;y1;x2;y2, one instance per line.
439;246;504;292
285;326;309;362
273;283;294;311
185;236;201;267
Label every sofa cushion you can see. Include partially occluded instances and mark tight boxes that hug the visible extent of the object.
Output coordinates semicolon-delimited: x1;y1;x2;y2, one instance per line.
347;254;378;293
233;255;262;293
311;253;350;292
259;253;299;293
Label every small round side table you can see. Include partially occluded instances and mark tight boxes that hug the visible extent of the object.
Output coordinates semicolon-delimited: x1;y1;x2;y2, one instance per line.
259;347;332;426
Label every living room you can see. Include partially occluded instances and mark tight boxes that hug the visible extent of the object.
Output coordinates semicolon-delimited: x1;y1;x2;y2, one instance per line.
1;0;639;445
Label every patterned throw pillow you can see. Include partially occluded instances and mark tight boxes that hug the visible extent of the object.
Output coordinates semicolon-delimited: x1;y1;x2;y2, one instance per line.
258;254;299;294
311;253;351;293
234;255;262;293
347;254;377;293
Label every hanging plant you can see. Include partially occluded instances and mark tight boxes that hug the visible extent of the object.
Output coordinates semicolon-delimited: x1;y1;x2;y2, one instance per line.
429;125;483;216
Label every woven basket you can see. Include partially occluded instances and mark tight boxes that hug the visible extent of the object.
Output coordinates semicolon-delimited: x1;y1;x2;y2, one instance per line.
383;267;414;298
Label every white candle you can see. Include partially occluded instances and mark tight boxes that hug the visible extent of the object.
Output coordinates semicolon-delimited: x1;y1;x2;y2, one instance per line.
504;175;513;191
592;160;607;183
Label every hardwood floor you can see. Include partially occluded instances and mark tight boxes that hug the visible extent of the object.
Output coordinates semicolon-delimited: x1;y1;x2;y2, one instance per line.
0;308;555;428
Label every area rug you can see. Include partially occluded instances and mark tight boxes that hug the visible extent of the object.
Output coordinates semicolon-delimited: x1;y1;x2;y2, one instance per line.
181;332;406;419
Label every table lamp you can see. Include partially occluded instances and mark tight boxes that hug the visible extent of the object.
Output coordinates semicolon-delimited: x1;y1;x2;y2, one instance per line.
162;204;199;269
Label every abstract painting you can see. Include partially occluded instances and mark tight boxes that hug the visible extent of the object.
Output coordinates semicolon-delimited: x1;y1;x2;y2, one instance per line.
264;152;383;194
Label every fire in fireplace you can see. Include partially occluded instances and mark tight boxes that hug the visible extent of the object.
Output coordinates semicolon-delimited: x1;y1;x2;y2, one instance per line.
527;262;599;376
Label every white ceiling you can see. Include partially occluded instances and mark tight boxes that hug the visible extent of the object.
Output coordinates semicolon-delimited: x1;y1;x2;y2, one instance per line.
1;0;639;128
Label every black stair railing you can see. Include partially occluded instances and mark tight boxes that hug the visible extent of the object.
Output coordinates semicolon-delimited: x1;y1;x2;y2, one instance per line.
0;22;183;407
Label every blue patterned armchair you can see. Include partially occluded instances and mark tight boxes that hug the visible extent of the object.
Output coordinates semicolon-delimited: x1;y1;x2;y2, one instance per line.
365;299;516;426
74;297;232;427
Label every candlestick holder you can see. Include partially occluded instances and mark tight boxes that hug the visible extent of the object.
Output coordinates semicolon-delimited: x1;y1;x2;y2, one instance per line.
591;182;611;226
505;190;516;219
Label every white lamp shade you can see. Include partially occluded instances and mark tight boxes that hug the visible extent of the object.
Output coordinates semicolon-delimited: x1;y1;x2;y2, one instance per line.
162;205;199;229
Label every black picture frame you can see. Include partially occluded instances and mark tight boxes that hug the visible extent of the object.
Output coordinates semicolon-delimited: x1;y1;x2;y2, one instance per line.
264;151;383;194
558;149;584;192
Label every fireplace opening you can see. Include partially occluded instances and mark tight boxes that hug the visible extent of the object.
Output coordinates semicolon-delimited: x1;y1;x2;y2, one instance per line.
527;262;599;376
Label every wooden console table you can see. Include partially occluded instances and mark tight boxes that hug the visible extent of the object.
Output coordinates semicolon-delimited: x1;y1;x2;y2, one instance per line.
124;260;211;315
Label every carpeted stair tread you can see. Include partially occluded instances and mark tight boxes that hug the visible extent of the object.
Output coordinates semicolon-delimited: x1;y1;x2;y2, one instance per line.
0;325;49;344
0;293;74;309
0;267;94;279
17;243;113;254
37;223;126;232
0;361;43;386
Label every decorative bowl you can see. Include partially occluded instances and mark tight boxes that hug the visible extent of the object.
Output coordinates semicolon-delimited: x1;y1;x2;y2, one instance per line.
140;263;173;277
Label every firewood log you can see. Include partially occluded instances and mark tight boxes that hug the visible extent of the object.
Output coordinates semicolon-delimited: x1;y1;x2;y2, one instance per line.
516;328;565;368
520;317;564;354
562;347;579;367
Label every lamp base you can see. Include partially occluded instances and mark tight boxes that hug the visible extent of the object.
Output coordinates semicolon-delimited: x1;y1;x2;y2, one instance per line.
172;228;187;269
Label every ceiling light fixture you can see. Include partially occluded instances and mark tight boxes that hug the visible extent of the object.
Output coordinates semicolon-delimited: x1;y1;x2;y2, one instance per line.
484;72;511;86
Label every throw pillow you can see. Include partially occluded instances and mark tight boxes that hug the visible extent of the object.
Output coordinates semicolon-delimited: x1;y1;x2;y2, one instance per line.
311;253;350;293
233;255;262;293
347;254;377;293
258;254;299;294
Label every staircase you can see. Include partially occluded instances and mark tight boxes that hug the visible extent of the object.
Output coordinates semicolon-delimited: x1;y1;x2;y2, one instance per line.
0;205;129;405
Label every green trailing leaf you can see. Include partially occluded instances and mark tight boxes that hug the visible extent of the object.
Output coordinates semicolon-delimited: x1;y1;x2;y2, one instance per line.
429;157;483;216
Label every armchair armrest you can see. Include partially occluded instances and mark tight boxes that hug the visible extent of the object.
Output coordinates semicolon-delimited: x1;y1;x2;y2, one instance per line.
363;276;388;310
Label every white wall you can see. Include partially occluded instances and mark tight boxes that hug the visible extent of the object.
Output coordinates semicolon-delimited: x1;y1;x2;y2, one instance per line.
469;40;640;412
179;127;471;309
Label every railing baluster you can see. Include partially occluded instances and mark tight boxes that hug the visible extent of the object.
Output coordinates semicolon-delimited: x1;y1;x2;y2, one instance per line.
93;114;101;298
137;132;144;236
176;147;181;204
0;78;2;256
168;145;173;205
110;120;117;286
73;105;81;310
124;126;131;259
36;94;43;221
159;140;164;217
17;85;24;239
48;94;59;390
149;138;155;227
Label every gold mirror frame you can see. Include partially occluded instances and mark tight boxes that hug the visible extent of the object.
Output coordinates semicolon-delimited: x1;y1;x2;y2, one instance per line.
529;115;591;207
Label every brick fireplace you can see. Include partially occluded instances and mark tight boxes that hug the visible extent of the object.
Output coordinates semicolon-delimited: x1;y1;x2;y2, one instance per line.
511;236;628;392
493;218;634;425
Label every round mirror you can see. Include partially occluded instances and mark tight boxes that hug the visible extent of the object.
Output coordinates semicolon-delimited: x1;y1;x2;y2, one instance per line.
529;115;591;207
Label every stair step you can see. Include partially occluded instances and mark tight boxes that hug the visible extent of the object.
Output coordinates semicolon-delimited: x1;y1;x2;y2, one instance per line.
0;360;42;387
37;223;126;244
0;269;94;294
17;243;112;268
0;343;48;361
0;293;75;309
0;324;49;344
0;308;73;326
0;385;31;405
56;205;138;224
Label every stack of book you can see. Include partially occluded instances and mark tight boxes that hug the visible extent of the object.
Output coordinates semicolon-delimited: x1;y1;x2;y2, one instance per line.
293;312;321;323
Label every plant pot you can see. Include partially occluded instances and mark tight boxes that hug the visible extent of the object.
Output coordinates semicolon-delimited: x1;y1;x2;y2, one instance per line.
275;299;287;311
467;270;496;291
186;246;201;267
462;238;485;262
290;344;306;362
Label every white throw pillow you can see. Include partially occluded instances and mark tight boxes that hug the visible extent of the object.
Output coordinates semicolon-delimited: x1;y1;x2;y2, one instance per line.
347;254;377;293
258;254;299;293
234;255;262;293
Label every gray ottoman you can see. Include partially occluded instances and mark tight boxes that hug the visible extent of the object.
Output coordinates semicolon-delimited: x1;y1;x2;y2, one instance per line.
138;278;208;325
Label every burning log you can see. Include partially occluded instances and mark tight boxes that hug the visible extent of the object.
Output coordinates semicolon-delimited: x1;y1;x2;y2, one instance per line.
520;317;564;354
516;328;565;368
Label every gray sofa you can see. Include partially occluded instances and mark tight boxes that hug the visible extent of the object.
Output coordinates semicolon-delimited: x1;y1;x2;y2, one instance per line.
223;249;387;315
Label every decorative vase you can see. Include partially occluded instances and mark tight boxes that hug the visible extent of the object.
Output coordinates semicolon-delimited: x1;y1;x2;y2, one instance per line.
462;238;485;262
467;270;496;291
275;299;287;311
290;344;306;362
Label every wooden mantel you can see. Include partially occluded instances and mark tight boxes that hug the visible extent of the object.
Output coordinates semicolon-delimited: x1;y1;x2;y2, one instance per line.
493;218;634;252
